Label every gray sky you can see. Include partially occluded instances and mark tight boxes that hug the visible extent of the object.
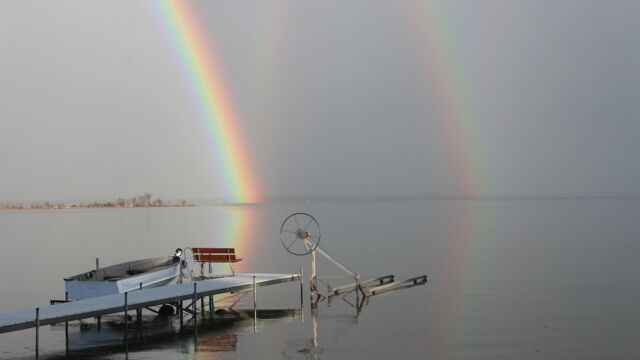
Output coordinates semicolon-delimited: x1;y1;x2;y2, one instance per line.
0;0;639;202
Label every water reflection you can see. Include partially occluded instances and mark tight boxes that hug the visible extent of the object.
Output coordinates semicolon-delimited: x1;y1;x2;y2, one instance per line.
25;308;299;359
283;277;428;360
26;276;426;360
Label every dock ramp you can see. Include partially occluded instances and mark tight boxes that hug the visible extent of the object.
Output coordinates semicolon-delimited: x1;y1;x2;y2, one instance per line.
0;273;299;334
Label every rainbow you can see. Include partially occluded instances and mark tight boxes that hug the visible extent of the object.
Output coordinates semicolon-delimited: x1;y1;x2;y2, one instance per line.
153;0;260;203
209;206;261;273
405;2;487;197
403;2;493;356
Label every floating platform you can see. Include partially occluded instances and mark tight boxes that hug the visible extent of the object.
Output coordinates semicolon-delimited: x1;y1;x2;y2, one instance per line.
0;273;300;334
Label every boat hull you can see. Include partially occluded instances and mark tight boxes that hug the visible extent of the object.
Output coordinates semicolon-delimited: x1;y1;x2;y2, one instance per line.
64;257;181;300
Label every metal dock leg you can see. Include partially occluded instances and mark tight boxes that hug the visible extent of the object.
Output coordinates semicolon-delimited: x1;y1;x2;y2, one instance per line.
192;283;197;315
300;267;304;310
355;274;360;305
179;300;183;330
200;295;205;318
137;283;143;324
194;285;200;351
35;307;39;360
124;292;128;334
65;292;69;358
253;275;257;332
124;293;129;359
310;248;316;306
193;283;198;335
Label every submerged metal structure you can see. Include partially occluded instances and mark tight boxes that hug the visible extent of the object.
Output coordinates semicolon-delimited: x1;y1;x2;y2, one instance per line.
279;212;428;308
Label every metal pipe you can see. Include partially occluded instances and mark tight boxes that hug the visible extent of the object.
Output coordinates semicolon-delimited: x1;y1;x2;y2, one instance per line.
179;300;183;330
314;245;357;276
35;307;39;359
253;275;257;314
300;267;304;309
65;292;69;358
310;246;316;291
193;282;197;330
331;275;393;293
355;274;360;304
124;292;128;329
253;275;257;332
193;282;197;314
124;293;129;358
311;308;318;350
137;283;143;323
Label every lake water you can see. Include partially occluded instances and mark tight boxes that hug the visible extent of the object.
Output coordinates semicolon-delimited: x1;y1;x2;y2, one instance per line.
1;198;639;359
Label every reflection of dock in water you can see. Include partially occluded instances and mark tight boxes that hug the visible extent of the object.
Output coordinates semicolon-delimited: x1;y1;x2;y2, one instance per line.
30;309;301;359
200;333;237;352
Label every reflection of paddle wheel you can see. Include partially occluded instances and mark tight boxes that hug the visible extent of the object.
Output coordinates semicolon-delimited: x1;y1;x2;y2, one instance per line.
200;334;238;353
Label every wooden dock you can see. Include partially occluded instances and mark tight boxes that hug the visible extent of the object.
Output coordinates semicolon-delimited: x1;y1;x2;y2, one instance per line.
0;273;300;334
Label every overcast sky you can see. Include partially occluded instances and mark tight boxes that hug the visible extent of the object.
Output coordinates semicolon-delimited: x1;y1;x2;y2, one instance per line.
0;0;639;202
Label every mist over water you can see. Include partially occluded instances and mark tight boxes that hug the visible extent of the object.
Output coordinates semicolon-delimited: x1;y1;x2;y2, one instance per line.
0;198;639;359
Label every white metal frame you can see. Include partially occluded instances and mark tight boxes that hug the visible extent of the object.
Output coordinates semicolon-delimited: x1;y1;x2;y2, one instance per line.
303;239;364;305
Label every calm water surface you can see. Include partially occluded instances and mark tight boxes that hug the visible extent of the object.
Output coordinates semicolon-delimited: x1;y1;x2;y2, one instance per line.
0;199;639;359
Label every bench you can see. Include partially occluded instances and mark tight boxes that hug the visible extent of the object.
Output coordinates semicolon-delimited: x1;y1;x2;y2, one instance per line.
192;247;242;277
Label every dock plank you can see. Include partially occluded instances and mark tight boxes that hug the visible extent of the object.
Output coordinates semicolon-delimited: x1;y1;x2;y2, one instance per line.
0;273;299;334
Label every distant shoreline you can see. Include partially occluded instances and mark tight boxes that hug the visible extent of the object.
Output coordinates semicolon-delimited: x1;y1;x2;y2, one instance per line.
3;192;640;211
0;204;195;211
0;193;193;211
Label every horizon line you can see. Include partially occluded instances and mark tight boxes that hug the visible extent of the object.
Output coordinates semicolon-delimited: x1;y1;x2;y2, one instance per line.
3;192;640;206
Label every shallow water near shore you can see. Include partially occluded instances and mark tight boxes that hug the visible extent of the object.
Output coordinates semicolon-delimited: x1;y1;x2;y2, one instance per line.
0;198;639;359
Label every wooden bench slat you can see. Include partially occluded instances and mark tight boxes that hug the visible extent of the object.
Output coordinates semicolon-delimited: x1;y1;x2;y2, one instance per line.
193;254;242;263
192;247;236;254
191;247;242;268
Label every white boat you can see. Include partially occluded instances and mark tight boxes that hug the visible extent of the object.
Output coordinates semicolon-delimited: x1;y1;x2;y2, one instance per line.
64;254;182;300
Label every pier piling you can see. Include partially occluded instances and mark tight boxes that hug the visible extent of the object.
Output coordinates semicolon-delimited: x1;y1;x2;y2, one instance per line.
193;283;198;332
137;283;143;323
65;292;69;358
300;267;304;309
35;307;39;359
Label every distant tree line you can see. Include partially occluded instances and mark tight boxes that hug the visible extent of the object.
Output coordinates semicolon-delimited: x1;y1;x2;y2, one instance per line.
0;193;190;210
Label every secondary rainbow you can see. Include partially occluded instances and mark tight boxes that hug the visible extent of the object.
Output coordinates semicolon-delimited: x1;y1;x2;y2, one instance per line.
405;2;487;196
403;2;494;356
154;0;260;203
